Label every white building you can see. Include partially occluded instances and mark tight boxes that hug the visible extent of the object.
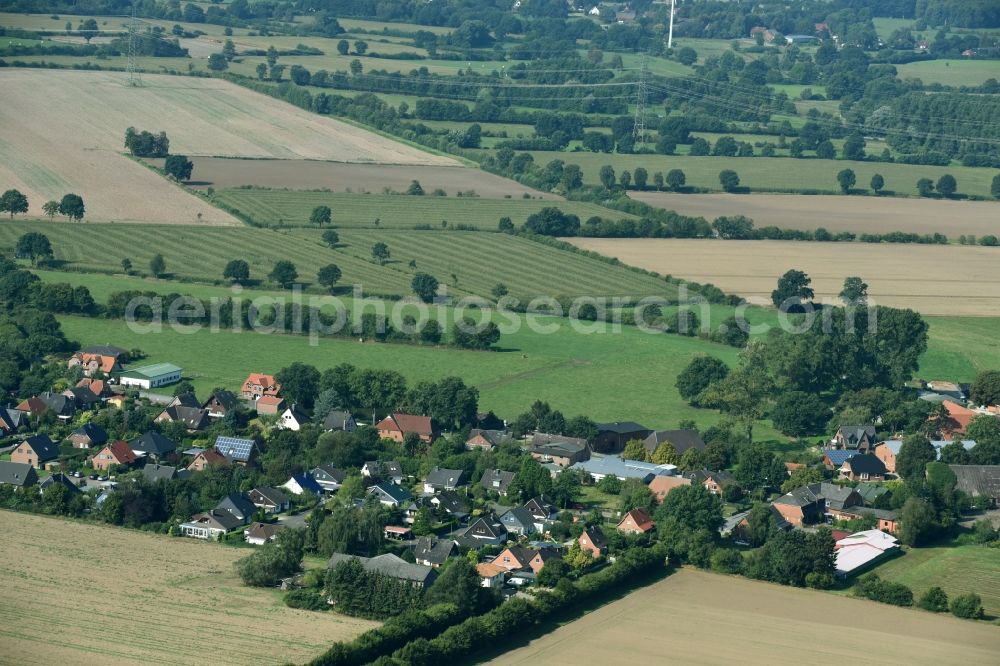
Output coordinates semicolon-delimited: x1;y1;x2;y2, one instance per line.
118;363;182;389
834;529;900;577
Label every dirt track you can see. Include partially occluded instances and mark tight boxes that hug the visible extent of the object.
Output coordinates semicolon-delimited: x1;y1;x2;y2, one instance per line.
489;569;1000;666
632;191;1000;237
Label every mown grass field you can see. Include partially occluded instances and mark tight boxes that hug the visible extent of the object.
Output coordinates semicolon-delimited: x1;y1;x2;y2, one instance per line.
864;540;1000;619
0;511;376;665
213;189;628;228
522;151;998;198
0;221;673;301
896;59;1000;87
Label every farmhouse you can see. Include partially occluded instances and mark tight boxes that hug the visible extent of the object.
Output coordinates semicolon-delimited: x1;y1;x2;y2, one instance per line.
465;429;513;451
832;425;878;453
68;346;127;376
375;413;435;443
119;363;182;389
92;440;139;471
10;435;59;469
949;465;1000;505
0;461;38;488
839;454;887;482
593;421;652;453
327;553;437;589
242;373;281;401
642;429;706;458
530;432;590;467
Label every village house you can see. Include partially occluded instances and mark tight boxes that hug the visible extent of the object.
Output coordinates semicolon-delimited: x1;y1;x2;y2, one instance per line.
214;436;257;465
939;401;977;438
688;469;735;495
92;440;139;471
430;490;470;521
327;553;437;589
202;390;240;419
181;509;242;539
642;428;707;458
249;486;290;514
839;454;887;482
457;515;507;548
277;404;310;431
255;395;285;416
500;507;539;536
10;435;59;469
76;378;109;399
949;465;1000;506
839;507;899;534
384;526;412;541
578;525;608;557
119;363;182;390
465;429;513;451
728;506;792;543
142;463;189;482
361;460;403;484
617;508;655;534
242;373;281;401
281;473;324;497
67;345;128;377
368;481;413;507
874;440;980;475
187;448;229;472
244;521;285;545
155;405;210;431
310;465;348;493
772;483;864;526
530;432;590;467
375;413;435;443
62;386;102;411
647;474;691;502
423;467;467;493
822;448;855;469
493;546;559;574
476;562;507;589
39;473;82;497
0;407;25;436
0;461;38;488
129;431;178;460
593;421;652;453
832;425;878;453
69;423;108;449
481;469;516;496
322;410;357;432
215;493;257;524
413;537;456;568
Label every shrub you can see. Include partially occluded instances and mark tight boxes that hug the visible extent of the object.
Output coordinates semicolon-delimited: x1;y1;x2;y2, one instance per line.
285;588;329;611
855;573;913;606
918;586;949;613
950;593;984;619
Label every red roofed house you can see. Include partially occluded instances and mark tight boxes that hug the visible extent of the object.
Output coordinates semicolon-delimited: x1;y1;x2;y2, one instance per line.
578;526;608;557
187;449;229;472
68;352;123;377
15;397;47;418
255;395;286;416
648;475;692;503
939;401;977;438
93;440;139;471
376;413;435;443
617;508;655;534
242;373;281;401
76;378;109;398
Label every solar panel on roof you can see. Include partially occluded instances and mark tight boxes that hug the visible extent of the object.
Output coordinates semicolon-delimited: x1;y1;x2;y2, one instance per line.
215;436;254;461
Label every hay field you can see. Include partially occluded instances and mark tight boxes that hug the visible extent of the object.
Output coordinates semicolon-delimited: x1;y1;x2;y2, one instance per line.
0;511;375;666
489;569;1000;666
158;157;552;198
631;192;1000;237
568;238;1000;316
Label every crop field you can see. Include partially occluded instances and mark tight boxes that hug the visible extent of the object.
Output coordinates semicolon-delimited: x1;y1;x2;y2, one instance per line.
630;192;1000;237
213;189;626;228
165;158;552;198
864;540;1000;618
568;238;1000;316
0;511;376;666
522;151;998;198
896;60;1000;87
488;569;1000;665
0;221;671;301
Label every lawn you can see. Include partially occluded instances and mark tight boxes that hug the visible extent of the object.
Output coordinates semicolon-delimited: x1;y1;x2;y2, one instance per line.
213;189;629;229
865;539;1000;618
523;151;998;197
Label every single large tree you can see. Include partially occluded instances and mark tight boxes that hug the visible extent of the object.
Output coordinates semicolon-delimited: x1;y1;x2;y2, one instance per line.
665;168;686;191
771;269;814;309
15;232;53;266
223;259;250;284
150;254;166;277
276;362;321;408
676;356;729;405
42;200;59;219
836;168;856;194
0;189;28;218
322;229;340;248
310;205;332;227
58;193;85;221
371;242;390;265
936;174;957;198
719;169;740;193
410;272;439;303
164;155;194;181
269;260;299;288
840;276;869;305
970;370;1000;406
317;263;342;292
896;434;936;480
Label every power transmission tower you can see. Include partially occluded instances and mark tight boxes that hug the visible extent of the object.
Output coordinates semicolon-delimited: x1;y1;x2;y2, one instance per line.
667;0;676;50
126;3;141;87
632;56;648;147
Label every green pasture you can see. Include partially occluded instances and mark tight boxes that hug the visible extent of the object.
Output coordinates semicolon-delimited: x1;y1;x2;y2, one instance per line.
896;60;1000;87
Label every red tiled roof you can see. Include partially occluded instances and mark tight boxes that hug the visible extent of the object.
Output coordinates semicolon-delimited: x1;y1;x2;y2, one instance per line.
377;413;433;436
256;395;284;406
16;397;47;414
74;352;119;373
243;373;280;396
619;508;655;532
105;440;138;465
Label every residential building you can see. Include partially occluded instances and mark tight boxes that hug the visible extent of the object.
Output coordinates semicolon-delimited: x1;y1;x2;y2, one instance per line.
481;469;516;497
822;449;855;469
255;395;285;416
322;410;357;432
0;461;38;488
63;387;101;411
214;436;257;465
142;463;189;482
423;467;467;493
430;490;469;521
476;562;506;589
67;346;127;376
181;510;242;539
368;481;412;507
244;521;285;545
118;363;182;389
249;486;290;514
281;473;324;497
384;526;412;541
215;493;257;524
39;473;82;496
10;435;59;469
875;440;977;475
593;421;652;453
617;508;655;534
361;460;403;484
839;454;887;482
32;392;75;420
457;515;507;548
187;449;229;472
500;507;539;536
465;429;512;451
685;469;735;495
832;425;878;453
530;432;590;467
939;401;977;438
493;546;538;572
834;529;900;577
327;553;438;588
648;474;692;502
0;407;24;436
524;496;556;522
154;405;210;431
278;404;310;431
75;378;108;399
130;431;178;459
202;390;239;419
578;526;608;557
69;423;108;449
310;465;347;493
375;413;435;443
949;465;1000;505
772;482;864;526
838;507;899;534
242;373;281;401
92;440;138;471
413;537;455;568
729;506;792;543
641;429;707;458
572;454;675;483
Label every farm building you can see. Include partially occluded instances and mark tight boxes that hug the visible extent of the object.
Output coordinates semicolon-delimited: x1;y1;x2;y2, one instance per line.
118;363;182;389
834;529;900;577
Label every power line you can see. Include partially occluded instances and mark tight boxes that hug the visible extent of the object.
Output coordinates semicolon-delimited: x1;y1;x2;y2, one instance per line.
126;3;141;87
633;55;648;147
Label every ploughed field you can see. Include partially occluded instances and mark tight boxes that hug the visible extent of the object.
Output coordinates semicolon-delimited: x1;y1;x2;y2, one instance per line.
488;569;1000;666
630;191;1000;238
0;511;375;665
567;238;1000;317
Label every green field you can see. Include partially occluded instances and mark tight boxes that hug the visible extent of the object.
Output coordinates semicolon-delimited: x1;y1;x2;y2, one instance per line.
0;221;673;301
865;539;1000;618
522;151;998;197
213;189;631;229
896;60;1000;87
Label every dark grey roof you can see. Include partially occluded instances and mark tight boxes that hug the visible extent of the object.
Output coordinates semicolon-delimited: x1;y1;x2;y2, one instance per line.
0;461;38;487
413;537;455;565
837;425;877;447
160;406;209;430
481;469;515;495
204;389;239;413
432;489;469;515
327;553;437;585
251;486;289;506
216;493;257;521
463;515;506;540
23;435;60;462
186;509;242;532
71;422;108;445
39;392;75;417
39;473;82;495
775;482;861;511
311;465;347;484
0;408;22;433
501;507;536;531
425;467;466;488
582;526;608;549
596;421;650;435
170;392;201;408
67;387;102;406
468;429;513;447
283;403;311;424
81;344;128;358
322;410;356;431
949;465;1000;499
642;429;706;455
142;463;186;482
844;454;887;476
531;432;588;456
130;431;177;457
369;481;412;505
523;496;555;518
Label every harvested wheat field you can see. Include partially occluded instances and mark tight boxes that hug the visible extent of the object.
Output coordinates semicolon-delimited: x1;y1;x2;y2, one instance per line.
147;157;551;198
631;191;1000;238
569;238;1000;316
0;511;375;666
489;569;1000;666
